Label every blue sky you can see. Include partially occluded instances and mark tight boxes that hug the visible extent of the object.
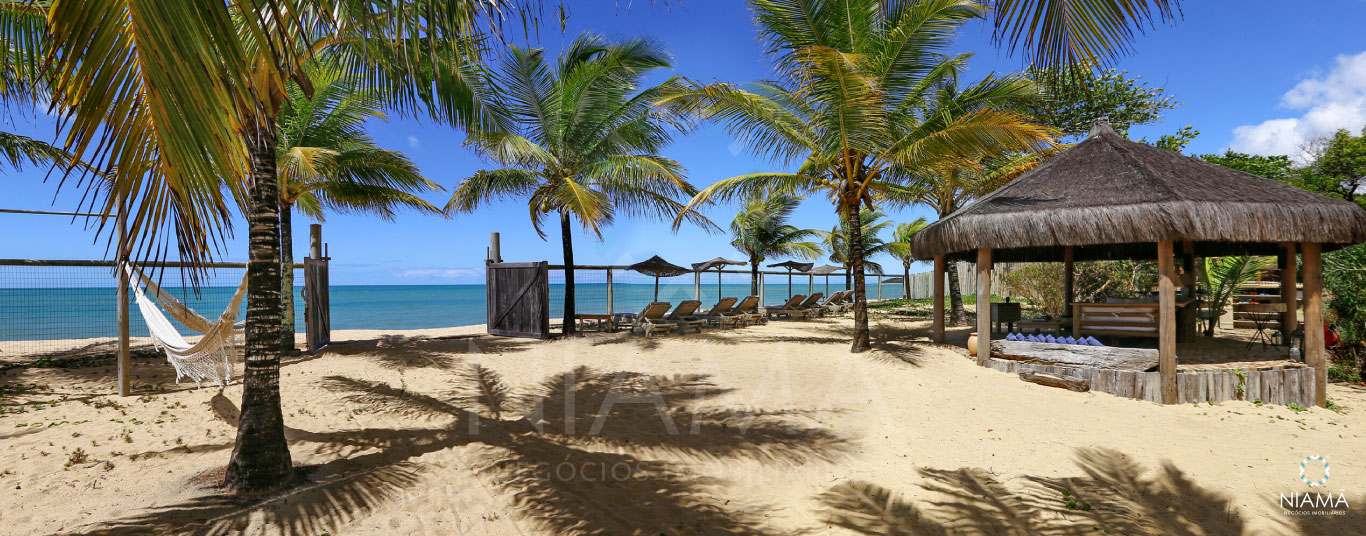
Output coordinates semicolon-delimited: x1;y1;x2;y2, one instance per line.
5;0;1366;285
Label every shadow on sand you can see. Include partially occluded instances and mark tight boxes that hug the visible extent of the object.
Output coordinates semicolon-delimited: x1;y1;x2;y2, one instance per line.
818;447;1366;535
64;362;847;535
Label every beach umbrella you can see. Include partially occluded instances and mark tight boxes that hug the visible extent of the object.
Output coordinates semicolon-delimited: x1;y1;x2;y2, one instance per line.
628;255;690;301
691;257;746;301
767;260;813;299
810;264;841;295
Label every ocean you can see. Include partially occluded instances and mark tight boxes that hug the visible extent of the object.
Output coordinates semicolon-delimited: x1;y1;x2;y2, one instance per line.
0;281;906;342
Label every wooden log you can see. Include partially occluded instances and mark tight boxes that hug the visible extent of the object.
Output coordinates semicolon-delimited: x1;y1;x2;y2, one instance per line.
1303;243;1326;407
1019;372;1090;392
990;340;1159;371
1158;240;1178;404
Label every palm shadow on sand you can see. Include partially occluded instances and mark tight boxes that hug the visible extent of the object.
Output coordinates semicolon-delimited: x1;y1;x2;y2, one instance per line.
817;447;1366;536
64;363;847;535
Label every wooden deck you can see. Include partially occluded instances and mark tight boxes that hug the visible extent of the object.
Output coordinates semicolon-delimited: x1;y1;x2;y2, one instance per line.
984;336;1314;406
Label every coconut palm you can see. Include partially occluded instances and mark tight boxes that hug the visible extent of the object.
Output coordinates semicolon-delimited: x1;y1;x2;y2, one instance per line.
17;0;532;494
275;63;445;351
825;210;895;288
888;218;931;298
729;192;823;295
447;33;711;336
1201;256;1273;337
668;0;1053;351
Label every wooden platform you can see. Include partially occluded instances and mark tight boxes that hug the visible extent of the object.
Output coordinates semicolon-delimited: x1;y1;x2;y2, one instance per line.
984;340;1314;406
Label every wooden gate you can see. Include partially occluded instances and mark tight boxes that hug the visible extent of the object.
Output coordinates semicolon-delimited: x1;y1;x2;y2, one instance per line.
486;261;550;338
305;257;331;352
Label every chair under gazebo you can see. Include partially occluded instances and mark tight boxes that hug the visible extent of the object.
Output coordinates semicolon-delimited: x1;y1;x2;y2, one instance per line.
911;120;1366;407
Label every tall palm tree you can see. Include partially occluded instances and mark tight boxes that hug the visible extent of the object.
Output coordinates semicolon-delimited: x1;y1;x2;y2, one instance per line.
274;63;445;351
888;217;931;298
19;0;531;494
668;0;1053;351
729;192;823;295
825;209;895;287
447;33;710;336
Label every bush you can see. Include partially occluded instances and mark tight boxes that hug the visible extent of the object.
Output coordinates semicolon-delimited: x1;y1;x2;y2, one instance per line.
1002;260;1157;317
1325;243;1366;381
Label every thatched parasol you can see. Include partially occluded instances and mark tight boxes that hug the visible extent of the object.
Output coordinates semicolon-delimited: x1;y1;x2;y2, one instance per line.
910;120;1366;263
809;264;842;295
692;257;746;300
628;255;690;301
767;260;814;299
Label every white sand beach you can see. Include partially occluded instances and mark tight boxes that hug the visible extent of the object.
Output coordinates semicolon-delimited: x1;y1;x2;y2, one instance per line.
2;317;1363;535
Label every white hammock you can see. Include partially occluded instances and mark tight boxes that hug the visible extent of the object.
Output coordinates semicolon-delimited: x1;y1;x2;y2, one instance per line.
125;265;248;387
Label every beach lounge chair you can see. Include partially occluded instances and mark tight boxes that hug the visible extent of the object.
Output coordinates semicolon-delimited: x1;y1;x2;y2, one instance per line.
830;290;855;313
626;302;676;338
766;294;810;319
666;300;710;334
696;297;741;328
732;296;763;326
793;292;825;316
817;290;849;314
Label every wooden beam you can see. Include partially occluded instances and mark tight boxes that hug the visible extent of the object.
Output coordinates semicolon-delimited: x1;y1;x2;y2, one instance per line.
1158;240;1177;404
1302;243;1326;407
115;197;130;398
933;255;945;343
1281;242;1298;345
1063;246;1075;312
976;248;992;365
1178;241;1197;342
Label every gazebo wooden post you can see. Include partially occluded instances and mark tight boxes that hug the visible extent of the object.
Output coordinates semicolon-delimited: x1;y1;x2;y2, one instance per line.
1302;243;1325;407
1158;240;1178;404
976;248;992;365
933;255;945;343
1062;246;1075;316
1281;242;1298;345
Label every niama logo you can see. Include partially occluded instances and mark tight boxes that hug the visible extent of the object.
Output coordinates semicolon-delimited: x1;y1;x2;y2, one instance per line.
1281;455;1350;515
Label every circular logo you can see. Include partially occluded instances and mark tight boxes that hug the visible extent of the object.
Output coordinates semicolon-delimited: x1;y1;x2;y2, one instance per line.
1300;456;1330;487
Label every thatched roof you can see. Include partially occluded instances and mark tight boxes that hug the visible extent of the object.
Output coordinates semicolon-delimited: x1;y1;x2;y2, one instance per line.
628;255;690;277
767;260;814;272
809;264;843;275
911;121;1366;263
691;257;746;272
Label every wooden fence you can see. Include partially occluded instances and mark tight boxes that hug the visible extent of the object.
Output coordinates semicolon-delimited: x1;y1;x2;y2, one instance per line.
981;356;1316;406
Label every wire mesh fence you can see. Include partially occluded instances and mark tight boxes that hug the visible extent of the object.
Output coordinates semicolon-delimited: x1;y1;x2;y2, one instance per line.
0;262;303;363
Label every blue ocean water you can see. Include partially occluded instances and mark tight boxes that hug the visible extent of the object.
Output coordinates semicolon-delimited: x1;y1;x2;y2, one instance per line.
0;281;906;342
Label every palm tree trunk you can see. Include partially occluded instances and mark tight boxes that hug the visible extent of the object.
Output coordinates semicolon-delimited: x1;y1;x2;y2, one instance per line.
560;210;576;336
279;203;296;354
225;115;293;495
903;262;910;300
847;202;870;352
948;262;966;326
750;258;760;296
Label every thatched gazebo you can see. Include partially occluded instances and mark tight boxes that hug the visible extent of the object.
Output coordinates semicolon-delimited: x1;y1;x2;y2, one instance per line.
911;121;1366;406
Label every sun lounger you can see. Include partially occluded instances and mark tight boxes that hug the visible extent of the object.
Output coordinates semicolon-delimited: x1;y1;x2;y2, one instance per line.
793;292;825;316
766;294;811;319
627;302;676;338
666;300;709;333
732;296;763;326
818;290;849;314
696;297;741;328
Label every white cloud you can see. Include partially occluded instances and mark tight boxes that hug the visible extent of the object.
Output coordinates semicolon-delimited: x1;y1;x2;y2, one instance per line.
394;268;482;279
407;135;421;150
1229;51;1366;163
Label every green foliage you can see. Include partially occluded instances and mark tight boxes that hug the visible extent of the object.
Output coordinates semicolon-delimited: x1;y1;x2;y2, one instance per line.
1200;256;1273;336
1139;125;1198;153
1002;260;1157;317
1328;361;1361;383
825;210;894;275
1200;150;1294;181
888;218;930;270
1299;127;1366;209
1287;402;1308;413
1025;66;1178;139
729;191;823;289
1326;244;1366;348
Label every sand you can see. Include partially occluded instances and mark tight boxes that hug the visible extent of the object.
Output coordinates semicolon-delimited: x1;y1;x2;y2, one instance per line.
1;317;1364;535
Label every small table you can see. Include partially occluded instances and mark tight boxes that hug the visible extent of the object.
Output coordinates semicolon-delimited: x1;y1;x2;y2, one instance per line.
1237;302;1286;349
1016;317;1072;335
575;314;613;332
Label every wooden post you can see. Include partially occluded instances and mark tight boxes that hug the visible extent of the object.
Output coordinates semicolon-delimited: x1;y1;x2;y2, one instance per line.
933;255;945;343
1302;243;1326;407
808;274;813;296
1178;241;1197;342
759;272;766;309
309;224;323;259
1063;246;1075;313
1281;242;1298;345
115;195;130;397
877;275;883;300
693;271;700;301
976;248;992;365
1158;240;1178;404
488;232;501;263
605;268;614;329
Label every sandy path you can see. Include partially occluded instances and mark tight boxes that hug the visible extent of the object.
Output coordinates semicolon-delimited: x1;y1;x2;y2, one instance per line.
1;318;1363;535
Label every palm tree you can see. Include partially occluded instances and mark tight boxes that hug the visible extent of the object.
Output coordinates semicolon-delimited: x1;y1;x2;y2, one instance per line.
668;0;1053;351
888;218;931;299
447;33;710;336
729;192;823;295
825;210;895;287
274;63;445;351
20;0;532;494
1201;256;1272;337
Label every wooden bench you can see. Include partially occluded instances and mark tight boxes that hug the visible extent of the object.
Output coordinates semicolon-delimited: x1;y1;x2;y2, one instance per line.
1071;300;1194;339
